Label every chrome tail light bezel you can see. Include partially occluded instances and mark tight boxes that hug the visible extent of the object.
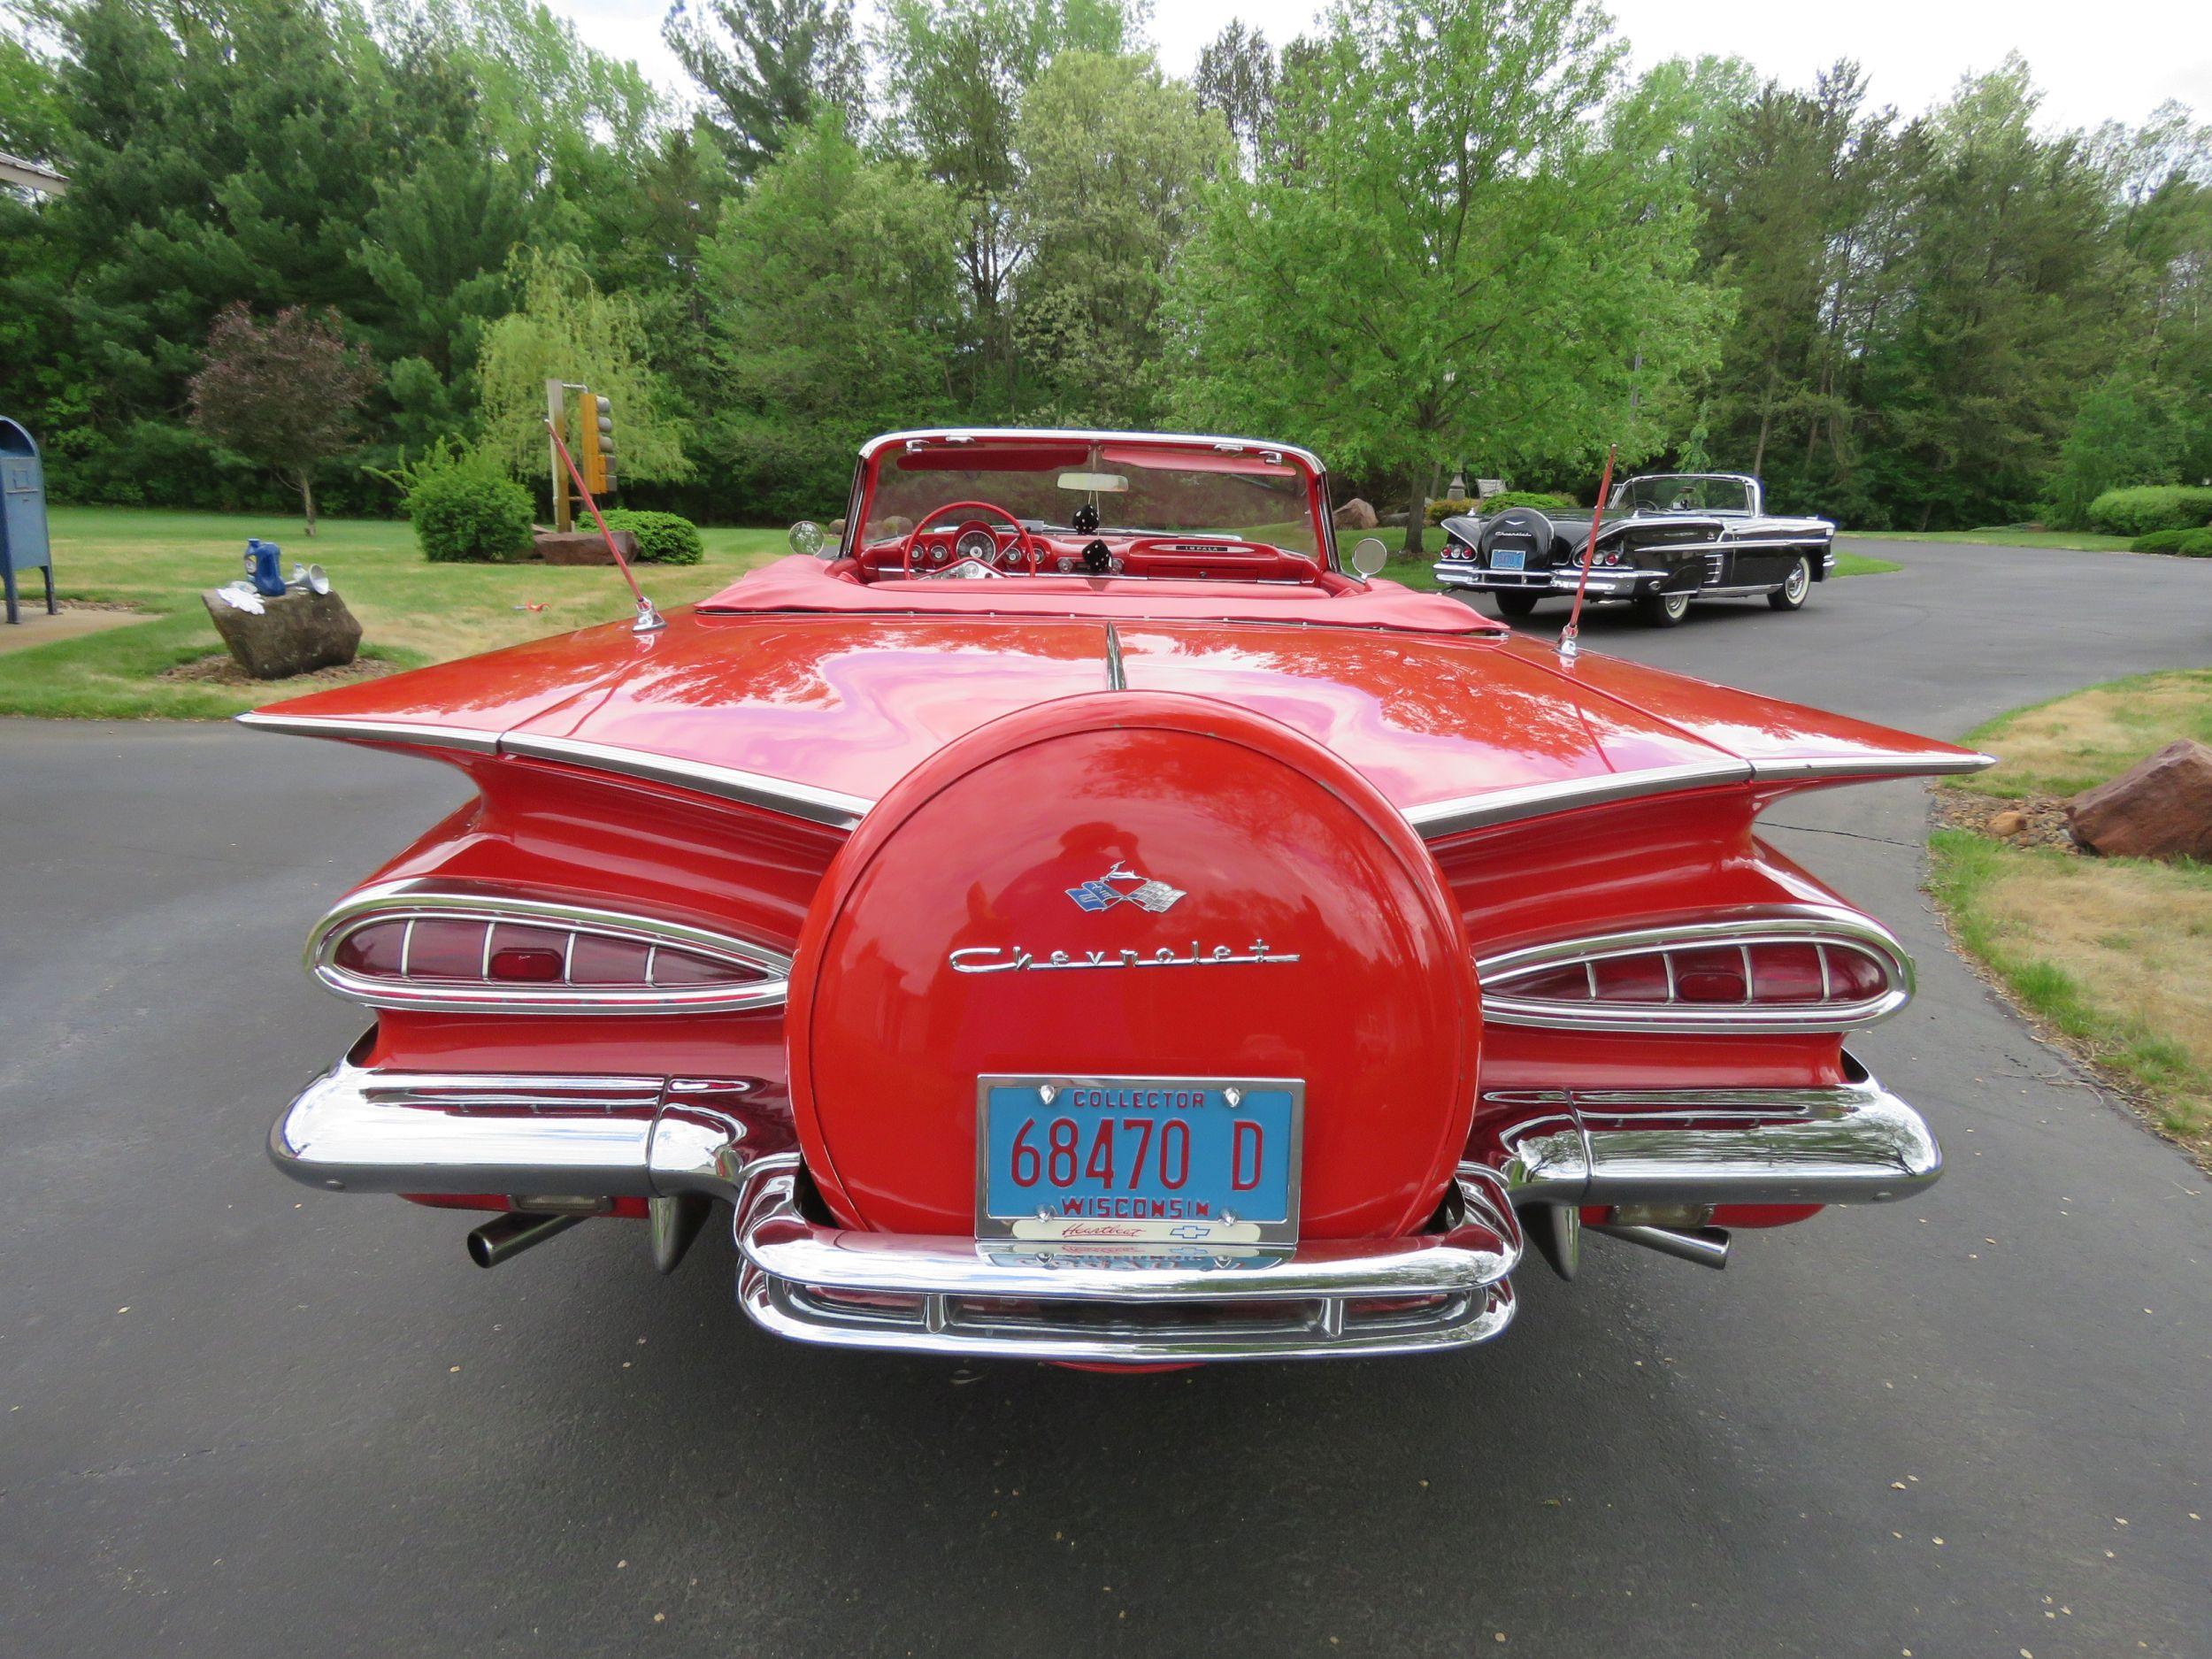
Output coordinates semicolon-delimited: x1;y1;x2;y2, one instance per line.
305;880;792;1015
1475;905;1913;1034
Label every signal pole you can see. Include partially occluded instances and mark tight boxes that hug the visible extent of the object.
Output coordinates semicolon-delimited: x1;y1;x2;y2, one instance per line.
545;379;571;533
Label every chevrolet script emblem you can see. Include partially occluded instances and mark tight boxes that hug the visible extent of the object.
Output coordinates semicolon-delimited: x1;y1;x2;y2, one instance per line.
1065;862;1186;914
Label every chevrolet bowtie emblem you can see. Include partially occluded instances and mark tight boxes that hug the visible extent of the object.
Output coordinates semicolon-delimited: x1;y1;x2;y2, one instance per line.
1065;862;1186;914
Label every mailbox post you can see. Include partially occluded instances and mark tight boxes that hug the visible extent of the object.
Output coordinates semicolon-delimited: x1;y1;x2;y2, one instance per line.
0;417;56;625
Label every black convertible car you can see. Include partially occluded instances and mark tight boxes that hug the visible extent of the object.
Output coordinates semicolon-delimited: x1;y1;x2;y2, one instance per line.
1434;472;1836;626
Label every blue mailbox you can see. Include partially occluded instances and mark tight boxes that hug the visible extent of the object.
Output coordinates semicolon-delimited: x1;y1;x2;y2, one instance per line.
1;417;56;625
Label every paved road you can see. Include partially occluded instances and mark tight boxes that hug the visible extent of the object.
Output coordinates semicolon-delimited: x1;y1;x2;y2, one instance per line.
4;541;2207;1657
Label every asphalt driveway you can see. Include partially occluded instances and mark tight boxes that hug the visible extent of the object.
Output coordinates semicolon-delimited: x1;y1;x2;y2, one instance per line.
2;539;2206;1656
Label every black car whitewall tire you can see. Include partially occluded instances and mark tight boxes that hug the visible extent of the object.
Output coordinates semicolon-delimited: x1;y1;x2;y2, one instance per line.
1769;555;1813;611
1637;591;1691;627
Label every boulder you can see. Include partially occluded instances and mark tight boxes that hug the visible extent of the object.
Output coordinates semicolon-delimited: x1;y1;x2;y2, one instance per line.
202;587;361;680
1333;497;1380;530
2064;740;2212;861
1987;809;2026;838
533;528;641;566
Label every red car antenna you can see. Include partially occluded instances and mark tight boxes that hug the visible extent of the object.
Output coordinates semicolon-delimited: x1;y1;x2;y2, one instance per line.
543;417;665;634
1557;444;1617;664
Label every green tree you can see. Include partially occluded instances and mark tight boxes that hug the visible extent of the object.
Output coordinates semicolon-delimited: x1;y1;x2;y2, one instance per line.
353;138;534;450
1192;21;1274;173
1864;59;2120;526
1011;51;1227;422
664;0;864;177
1168;0;1720;550
2046;366;2188;526
874;0;1145;406
476;247;690;486
696;111;961;516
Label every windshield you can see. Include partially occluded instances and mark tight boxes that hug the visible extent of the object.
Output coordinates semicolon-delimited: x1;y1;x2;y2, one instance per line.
855;438;1324;556
1616;476;1753;516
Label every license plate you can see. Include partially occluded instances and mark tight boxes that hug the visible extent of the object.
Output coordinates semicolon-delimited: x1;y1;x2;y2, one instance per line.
1490;548;1526;571
977;1076;1303;1245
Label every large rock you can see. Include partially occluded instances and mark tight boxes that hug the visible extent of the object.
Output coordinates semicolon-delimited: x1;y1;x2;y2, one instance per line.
1332;497;1380;530
533;528;641;566
201;588;361;680
2065;739;2212;861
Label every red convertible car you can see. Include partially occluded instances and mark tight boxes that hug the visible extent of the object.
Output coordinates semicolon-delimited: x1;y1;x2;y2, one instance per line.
252;428;1987;1364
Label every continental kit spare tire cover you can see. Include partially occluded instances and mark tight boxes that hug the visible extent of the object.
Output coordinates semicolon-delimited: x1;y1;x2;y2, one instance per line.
785;691;1480;1240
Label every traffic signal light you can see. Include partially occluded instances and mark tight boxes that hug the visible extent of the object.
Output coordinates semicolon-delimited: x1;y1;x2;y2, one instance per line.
579;394;616;495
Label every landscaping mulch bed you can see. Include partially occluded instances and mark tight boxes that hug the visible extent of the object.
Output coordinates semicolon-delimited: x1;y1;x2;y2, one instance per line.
160;653;400;688
1935;787;2078;854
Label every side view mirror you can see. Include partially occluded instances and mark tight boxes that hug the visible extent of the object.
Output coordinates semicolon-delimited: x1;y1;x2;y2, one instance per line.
1349;537;1389;579
789;520;827;558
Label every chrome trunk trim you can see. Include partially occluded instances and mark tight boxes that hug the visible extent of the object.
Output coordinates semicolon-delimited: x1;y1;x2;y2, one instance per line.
234;711;501;753
1406;758;1754;840
1746;752;1999;781
496;732;871;829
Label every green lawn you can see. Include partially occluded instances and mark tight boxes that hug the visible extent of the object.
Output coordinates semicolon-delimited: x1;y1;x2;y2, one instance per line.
1845;526;2135;551
1;506;787;719
1947;666;2212;798
1930;669;2212;1163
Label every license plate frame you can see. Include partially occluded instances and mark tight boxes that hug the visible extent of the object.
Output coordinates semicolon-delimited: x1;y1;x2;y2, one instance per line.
975;1074;1304;1246
1489;547;1527;572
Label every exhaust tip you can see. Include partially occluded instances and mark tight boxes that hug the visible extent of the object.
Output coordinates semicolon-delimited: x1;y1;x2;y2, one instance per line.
1591;1222;1732;1270
467;1210;586;1269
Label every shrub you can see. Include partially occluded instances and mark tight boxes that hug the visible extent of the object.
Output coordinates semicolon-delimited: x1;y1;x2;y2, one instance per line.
1425;495;1476;525
2131;528;2198;553
2085;485;2212;538
1485;490;1578;516
598;509;704;565
377;441;535;563
2177;528;2212;558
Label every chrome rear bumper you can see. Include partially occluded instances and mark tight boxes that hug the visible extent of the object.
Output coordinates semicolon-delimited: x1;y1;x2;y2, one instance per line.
738;1166;1519;1361
1482;1056;1943;1207
269;1045;1938;1362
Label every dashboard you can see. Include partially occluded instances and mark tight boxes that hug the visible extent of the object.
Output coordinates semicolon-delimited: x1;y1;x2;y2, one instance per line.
855;525;1323;584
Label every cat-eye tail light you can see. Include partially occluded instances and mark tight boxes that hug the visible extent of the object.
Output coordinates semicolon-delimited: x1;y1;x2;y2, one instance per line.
307;883;792;1015
1477;907;1911;1033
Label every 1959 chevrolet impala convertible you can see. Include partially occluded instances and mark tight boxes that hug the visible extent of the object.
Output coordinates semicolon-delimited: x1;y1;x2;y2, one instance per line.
251;428;1988;1365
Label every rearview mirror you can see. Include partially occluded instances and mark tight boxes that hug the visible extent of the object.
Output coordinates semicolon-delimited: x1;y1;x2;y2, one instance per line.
1349;537;1389;579
788;520;826;558
1056;471;1128;494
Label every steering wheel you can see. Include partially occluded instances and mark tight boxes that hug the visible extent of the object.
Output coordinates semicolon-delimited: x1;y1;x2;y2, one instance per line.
898;500;1038;579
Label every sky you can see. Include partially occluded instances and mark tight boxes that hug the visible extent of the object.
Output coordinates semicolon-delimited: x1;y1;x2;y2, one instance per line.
555;0;2208;134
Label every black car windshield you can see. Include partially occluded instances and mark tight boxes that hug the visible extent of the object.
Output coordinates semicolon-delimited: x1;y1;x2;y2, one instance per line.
856;438;1322;554
1617;476;1753;515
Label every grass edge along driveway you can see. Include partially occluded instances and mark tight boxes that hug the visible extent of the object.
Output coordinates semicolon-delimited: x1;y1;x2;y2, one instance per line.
1931;667;2212;1164
0;505;788;719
